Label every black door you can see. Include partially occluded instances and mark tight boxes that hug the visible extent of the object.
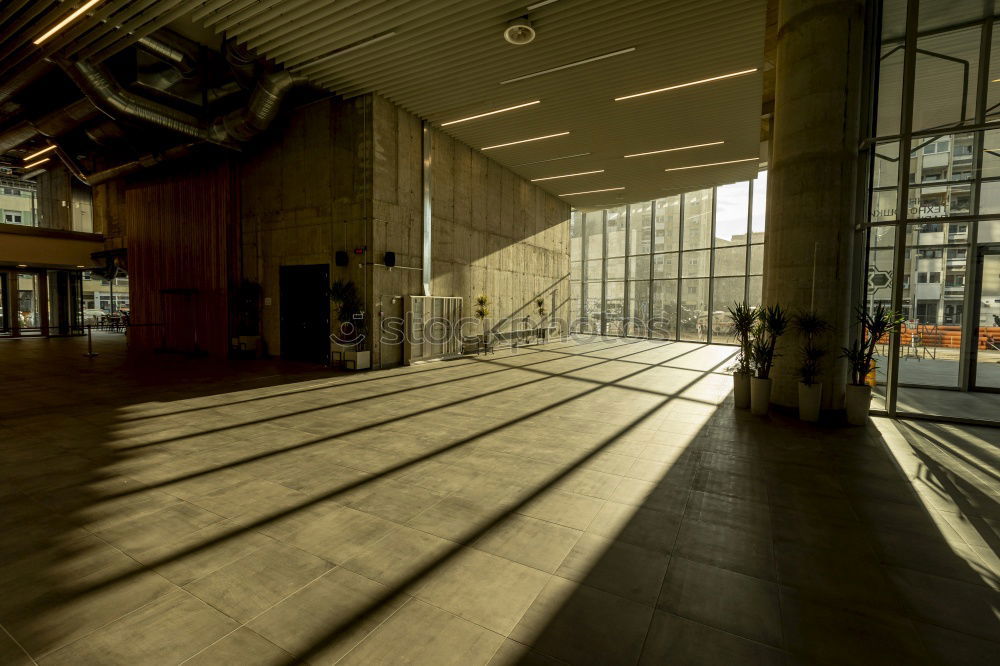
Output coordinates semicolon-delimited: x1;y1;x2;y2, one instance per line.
280;264;330;364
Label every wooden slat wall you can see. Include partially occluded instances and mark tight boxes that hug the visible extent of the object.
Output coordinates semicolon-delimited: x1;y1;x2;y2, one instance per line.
122;160;238;357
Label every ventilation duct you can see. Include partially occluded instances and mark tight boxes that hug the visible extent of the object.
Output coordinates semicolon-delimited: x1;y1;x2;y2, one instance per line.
61;60;216;144
209;70;301;143
0;60;56;107
0;97;98;154
136;31;199;78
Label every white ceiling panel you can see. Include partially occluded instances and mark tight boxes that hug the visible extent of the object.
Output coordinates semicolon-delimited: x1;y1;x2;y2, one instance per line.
189;0;768;206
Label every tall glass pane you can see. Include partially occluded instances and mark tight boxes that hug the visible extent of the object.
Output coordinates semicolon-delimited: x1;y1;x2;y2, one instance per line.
650;279;676;339
628;256;651;280
711;277;746;344
653;253;679;279
680;278;710;341
715;182;750;244
627;280;649;336
912;26;980;132
751;171;767;237
976;250;1000;389
682;250;711;278
606;206;626;258
714;246;747;277
585;211;603;261
654;196;680;252
628;202;651;255
17;273;40;334
683;189;713;250
605;281;625;336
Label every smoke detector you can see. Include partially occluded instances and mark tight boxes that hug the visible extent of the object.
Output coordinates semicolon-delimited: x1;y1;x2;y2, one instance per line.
504;18;536;45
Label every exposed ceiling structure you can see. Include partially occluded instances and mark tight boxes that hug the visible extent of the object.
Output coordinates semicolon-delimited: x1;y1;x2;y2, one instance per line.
188;0;767;207
0;0;768;208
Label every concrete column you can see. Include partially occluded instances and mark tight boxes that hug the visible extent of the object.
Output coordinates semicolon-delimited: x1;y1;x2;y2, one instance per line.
764;0;866;408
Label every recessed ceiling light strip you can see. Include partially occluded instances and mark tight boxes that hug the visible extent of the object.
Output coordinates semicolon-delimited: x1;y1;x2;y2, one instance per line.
481;131;569;150
24;145;57;161
615;68;759;101
294;30;397;69
23;157;51;170
34;0;102;45
664;157;758;172
513;152;591;166
527;0;559;9
441;101;540;126
501;48;636;85
532;170;605;182
624;141;724;158
560;187;625;196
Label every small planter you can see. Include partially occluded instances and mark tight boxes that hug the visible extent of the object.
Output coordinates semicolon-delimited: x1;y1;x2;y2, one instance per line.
344;349;370;370
733;372;751;409
750;376;772;416
845;384;872;425
798;382;822;423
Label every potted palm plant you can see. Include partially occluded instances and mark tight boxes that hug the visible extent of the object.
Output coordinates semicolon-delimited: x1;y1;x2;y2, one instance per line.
750;304;789;415
842;303;903;425
727;302;757;409
793;311;829;422
474;294;491;354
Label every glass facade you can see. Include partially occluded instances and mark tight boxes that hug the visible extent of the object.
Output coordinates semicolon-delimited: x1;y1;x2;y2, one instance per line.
569;173;766;343
865;0;1000;419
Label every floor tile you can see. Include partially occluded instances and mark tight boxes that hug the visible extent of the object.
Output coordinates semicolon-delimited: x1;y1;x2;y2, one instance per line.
657;556;782;646
184;540;332;622
639;611;787;665
555;532;670;606
339;598;504;666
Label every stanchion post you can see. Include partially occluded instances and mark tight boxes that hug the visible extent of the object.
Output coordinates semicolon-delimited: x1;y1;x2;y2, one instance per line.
83;324;99;358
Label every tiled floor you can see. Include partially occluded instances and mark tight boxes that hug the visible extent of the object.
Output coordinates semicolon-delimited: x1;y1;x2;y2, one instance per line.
1;334;998;665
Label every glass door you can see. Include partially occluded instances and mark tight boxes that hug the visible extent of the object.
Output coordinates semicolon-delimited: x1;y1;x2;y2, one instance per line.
972;246;1000;390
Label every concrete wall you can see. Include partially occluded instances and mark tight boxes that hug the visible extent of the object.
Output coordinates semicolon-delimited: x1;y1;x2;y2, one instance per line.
370;94;571;368
240;96;372;355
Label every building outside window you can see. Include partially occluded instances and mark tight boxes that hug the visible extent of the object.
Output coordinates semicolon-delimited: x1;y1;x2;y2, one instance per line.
569;172;766;344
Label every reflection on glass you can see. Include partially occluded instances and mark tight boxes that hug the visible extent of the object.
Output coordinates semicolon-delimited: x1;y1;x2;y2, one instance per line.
913;26;980;132
17;273;40;333
680;278;709;341
682;249;711;278
713;246;747;277
585;211;603;259
654;196;680;252
628;202;651;254
607;257;625;280
650;279;677;339
605;281;625;335
711;277;746;344
653;253;678;279
683;189;713;250
750;245;764;275
748;276;763;307
606;207;626;257
569;280;581;323
570;212;583;258
628;256;650;280
877;45;903;136
627;281;649;335
583;282;602;332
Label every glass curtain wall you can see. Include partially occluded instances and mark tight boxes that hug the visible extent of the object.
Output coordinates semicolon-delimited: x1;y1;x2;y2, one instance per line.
569;173;767;343
864;0;1000;422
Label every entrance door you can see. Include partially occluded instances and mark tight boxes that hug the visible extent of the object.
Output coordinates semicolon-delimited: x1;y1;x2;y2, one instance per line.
279;264;330;364
971;246;1000;390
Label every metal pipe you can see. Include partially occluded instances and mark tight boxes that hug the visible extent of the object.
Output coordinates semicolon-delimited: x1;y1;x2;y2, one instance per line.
136;30;199;78
0;97;98;154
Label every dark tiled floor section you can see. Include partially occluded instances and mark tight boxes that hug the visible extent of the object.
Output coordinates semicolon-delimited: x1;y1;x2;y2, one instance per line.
0;334;997;664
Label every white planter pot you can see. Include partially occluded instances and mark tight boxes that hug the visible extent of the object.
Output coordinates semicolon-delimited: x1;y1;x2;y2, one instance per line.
845;384;872;425
733;372;751;409
344;350;370;370
750;377;772;416
798;382;822;423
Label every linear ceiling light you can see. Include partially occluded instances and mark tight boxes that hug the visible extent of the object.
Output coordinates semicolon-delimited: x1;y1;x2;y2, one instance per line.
664;157;758;172
481;131;568;150
514;152;591;166
615;68;758;101
24;145;57;161
532;170;605;182
527;0;559;9
560;187;625;196
23;157;51;170
34;0;102;45
624;141;724;159
442;101;540;126
501;48;636;85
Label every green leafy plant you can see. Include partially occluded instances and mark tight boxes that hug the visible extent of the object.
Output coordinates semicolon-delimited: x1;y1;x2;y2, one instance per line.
727;302;758;376
751;304;789;380
842;303;904;386
329;280;366;346
793;311;830;386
